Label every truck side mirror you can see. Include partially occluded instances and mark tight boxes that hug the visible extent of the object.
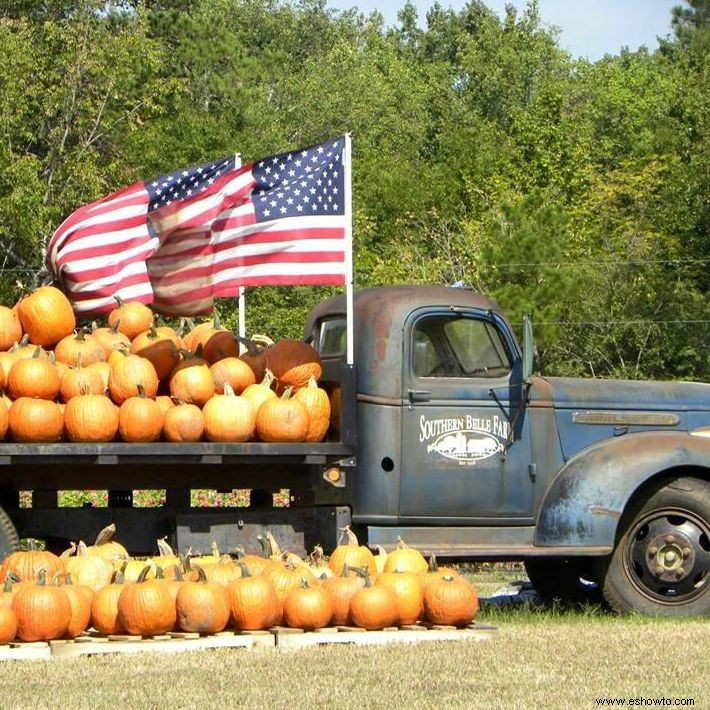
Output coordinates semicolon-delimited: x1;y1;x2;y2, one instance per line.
522;314;535;383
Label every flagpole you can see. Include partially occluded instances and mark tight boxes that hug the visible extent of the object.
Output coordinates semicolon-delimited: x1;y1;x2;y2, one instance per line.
344;133;354;366
234;153;247;349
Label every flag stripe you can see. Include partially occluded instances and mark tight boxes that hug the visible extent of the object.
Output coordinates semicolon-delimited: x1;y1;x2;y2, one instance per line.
48;136;349;316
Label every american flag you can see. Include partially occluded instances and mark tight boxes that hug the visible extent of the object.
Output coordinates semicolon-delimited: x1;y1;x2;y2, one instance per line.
47;136;349;315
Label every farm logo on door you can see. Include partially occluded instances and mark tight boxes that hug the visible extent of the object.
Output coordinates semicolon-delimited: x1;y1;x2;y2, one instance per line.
419;415;508;465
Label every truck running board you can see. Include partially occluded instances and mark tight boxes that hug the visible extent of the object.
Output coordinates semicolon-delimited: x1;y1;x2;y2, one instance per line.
366;526;612;559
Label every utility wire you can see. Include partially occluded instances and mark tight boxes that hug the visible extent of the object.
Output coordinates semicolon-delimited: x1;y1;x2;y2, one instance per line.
1;257;710;273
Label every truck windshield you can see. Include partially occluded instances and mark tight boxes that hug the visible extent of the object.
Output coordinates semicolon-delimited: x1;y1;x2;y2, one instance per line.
413;315;511;378
316;317;347;357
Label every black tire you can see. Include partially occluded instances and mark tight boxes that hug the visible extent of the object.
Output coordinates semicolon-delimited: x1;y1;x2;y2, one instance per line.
602;477;710;616
0;506;20;561
524;557;601;603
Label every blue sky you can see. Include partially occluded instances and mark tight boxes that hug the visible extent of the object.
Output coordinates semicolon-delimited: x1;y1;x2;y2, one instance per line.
324;1;679;60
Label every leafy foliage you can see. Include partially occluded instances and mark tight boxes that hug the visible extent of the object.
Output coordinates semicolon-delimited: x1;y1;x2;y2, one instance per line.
0;0;707;380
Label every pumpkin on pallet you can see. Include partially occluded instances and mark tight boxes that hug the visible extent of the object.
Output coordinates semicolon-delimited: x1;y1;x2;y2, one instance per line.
228;562;280;631
12;568;71;641
328;526;377;579
176;566;230;634
117;565;177;636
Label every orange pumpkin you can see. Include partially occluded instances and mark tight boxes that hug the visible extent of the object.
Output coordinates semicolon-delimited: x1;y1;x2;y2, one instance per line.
130;324;180;381
255;387;309;442
92;321;131;357
349;577;398;630
0;399;8;441
90;571;127;635
61;574;94;639
283;581;333;630
59;356;106;402
294;376;331;442
322;564;366;626
12;569;71;641
328;527;377;579
175;567;230;634
163;401;204;442
85;361;111;392
210;357;256;394
241;370;277;418
423;575;479;627
107;296;154;340
64;391;119;443
0;606;17;643
383;537;428;574
7;347;60;400
0;350;18;389
118;385;163;442
266;338;322;390
169;351;214;407
108;354;159;404
117;566;177;636
0;305;22;351
16;285;75;347
202;383;254;442
375;570;424;625
54;329;106;366
9;397;64;443
228;563;280;631
1;540;63;584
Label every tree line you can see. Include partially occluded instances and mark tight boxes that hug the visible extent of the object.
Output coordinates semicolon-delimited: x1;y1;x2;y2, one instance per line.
0;0;708;381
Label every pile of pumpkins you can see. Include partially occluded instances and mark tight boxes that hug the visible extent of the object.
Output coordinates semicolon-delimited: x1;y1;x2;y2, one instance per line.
0;285;333;443
0;525;479;642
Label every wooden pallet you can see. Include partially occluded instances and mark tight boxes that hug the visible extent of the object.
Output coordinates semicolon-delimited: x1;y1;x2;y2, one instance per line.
270;621;497;649
49;630;274;659
0;641;52;662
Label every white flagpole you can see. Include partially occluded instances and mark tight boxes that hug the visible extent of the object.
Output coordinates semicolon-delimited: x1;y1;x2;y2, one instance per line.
234;153;247;348
344;134;354;365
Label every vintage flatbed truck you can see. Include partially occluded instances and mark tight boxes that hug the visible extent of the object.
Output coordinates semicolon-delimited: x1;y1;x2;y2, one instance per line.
0;284;709;616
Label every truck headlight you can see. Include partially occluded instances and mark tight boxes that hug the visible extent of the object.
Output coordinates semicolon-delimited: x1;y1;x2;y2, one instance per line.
690;426;710;438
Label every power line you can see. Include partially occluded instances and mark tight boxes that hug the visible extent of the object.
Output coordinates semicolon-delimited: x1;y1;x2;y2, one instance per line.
1;258;710;274
521;320;710;326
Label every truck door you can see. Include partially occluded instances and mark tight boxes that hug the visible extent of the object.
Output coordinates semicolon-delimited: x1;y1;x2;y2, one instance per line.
399;308;534;522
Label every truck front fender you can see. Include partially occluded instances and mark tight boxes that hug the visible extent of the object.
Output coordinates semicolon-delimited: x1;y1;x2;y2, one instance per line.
535;431;710;548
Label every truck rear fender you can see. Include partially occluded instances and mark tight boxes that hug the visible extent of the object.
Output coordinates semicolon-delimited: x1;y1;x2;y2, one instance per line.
535;431;710;548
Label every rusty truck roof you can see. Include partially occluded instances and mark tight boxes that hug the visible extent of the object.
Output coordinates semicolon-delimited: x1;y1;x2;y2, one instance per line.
305;285;517;399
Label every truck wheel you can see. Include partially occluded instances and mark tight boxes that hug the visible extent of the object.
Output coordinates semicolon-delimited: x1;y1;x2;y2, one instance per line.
602;477;710;616
524;558;600;603
0;506;20;561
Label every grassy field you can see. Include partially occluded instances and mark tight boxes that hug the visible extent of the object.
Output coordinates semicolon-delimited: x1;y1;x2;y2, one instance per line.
2;569;708;710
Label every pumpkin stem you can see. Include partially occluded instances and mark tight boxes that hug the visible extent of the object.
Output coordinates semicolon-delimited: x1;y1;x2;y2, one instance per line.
280;386;294;400
18;334;30;347
156;537;175;557
236;561;251;578
210;540;220;559
76;540;89;557
299;578;310;589
265;531;282;558
36;567;48;586
65;572;75;585
222;382;236;397
60;541;78;559
396;535;409;550
195;566;208;584
136;565;153;583
338;525;359;547
260;369;275;389
110;319;121;334
114;295;125;308
172;565;184;582
257;535;270;558
341;563;351;579
354;567;372;587
113;569;126;584
136;383;146;398
94;523;117;546
3;573;20;593
427;552;439;573
27;539;38;551
31;345;42;359
233;545;245;560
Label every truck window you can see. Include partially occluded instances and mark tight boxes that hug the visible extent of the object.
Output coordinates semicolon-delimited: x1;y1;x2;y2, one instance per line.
413;315;511;378
316;317;346;357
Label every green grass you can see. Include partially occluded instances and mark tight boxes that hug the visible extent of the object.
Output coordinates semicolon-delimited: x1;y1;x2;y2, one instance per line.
2;569;708;709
